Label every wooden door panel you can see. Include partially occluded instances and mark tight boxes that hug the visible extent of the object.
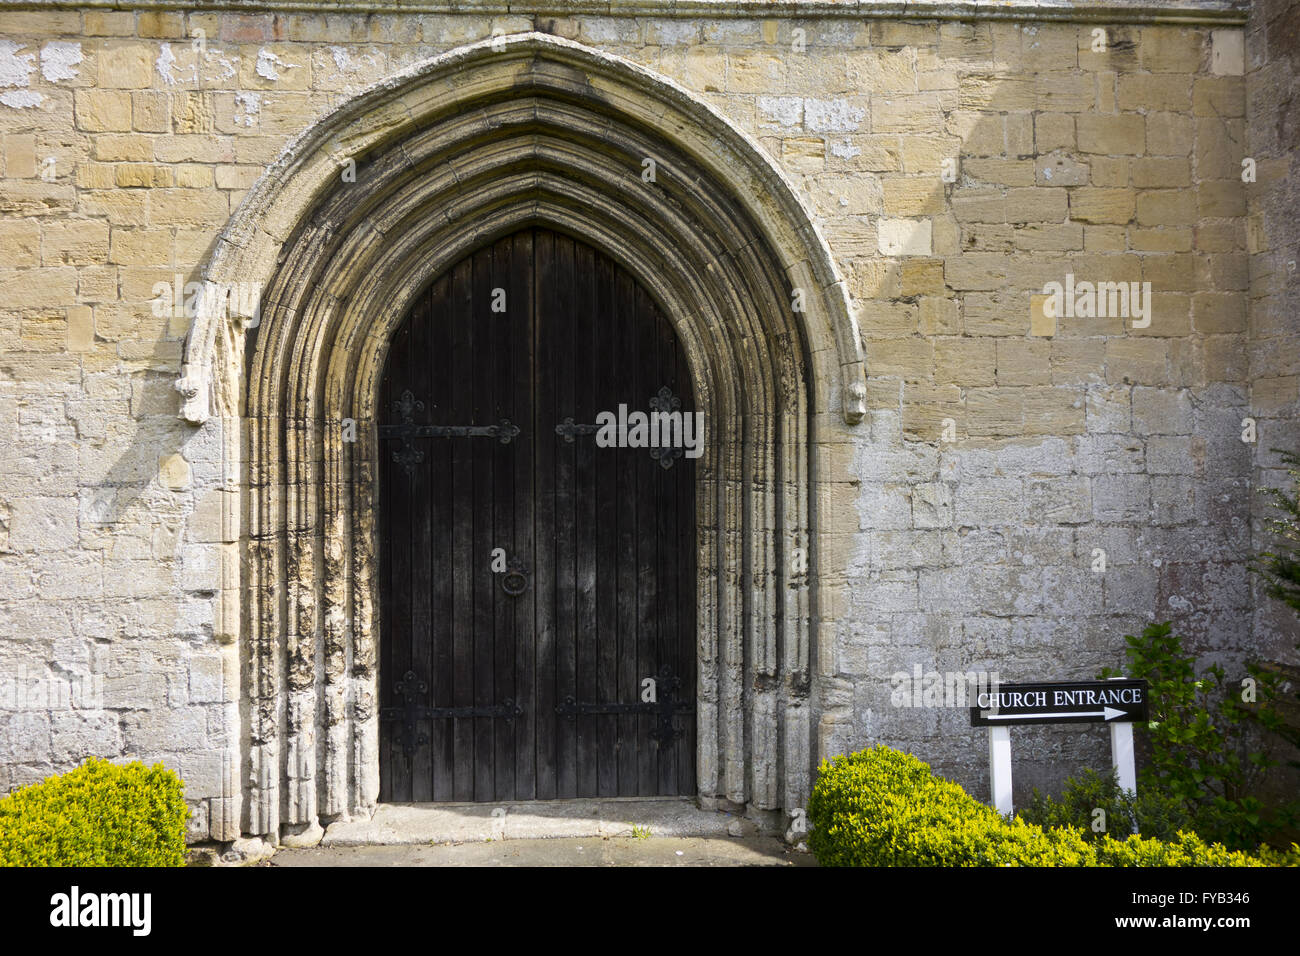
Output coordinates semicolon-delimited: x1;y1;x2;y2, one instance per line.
378;227;696;802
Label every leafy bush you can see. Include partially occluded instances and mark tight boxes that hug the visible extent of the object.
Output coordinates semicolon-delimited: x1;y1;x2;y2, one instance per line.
1246;450;1300;771
807;746;1093;866
1096;830;1283;867
808;746;1283;867
1254;449;1300;617
0;758;188;867
1020;767;1195;843
1098;622;1299;850
1256;842;1300;867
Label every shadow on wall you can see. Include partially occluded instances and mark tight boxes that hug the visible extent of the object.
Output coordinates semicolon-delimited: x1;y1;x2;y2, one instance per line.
0;222;225;798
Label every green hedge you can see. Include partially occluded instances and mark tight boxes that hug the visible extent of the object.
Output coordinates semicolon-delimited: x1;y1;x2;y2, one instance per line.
807;746;1280;867
0;758;188;867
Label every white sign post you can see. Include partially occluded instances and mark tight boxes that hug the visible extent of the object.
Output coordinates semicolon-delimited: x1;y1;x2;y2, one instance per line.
989;726;1013;816
1110;721;1136;792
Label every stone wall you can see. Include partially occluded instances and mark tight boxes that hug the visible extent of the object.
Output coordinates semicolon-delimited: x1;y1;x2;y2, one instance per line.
1;0;1292;842
1245;0;1300;680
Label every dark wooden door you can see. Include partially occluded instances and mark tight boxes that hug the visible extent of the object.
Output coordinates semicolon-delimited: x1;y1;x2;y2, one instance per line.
378;228;696;802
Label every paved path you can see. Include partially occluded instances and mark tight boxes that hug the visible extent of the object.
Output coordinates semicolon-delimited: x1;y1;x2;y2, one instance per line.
268;835;816;867
318;797;749;845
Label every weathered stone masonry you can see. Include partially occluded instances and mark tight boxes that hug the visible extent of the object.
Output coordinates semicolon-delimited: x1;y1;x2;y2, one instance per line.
0;0;1295;845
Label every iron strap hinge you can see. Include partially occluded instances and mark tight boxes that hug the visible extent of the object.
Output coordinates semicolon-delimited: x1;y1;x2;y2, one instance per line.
380;389;521;475
555;417;598;441
379;422;522;442
554;665;690;744
380;702;525;721
553;386;687;469
554;699;691;744
383;668;524;758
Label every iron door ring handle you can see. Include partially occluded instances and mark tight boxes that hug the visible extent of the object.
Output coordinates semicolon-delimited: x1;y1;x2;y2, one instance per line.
502;565;529;596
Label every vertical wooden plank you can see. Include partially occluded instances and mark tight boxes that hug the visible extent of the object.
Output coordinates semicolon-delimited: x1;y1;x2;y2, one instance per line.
572;239;598;798
553;233;578;800
408;283;434;802
472;241;497;802
532;229;558;800
593;249;619;798
492;235;516;802
428;274;456;802
613;267;638;797
513;230;537;800
634;284;658;797
450;254;476;801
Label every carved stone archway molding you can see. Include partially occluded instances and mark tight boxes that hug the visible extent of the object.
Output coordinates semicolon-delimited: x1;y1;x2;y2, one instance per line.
178;32;866;840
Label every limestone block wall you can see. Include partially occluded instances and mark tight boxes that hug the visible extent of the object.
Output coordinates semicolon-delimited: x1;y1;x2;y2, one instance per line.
1245;1;1300;680
0;0;1291;840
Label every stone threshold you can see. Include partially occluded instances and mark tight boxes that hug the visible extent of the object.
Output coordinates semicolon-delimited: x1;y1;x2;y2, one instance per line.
320;797;761;847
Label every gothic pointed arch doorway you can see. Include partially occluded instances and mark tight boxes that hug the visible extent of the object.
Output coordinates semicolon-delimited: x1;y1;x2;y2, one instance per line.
377;227;697;801
179;32;868;842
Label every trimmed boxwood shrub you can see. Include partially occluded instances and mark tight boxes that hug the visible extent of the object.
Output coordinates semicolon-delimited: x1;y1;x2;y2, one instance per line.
0;758;187;867
808;746;1277;867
